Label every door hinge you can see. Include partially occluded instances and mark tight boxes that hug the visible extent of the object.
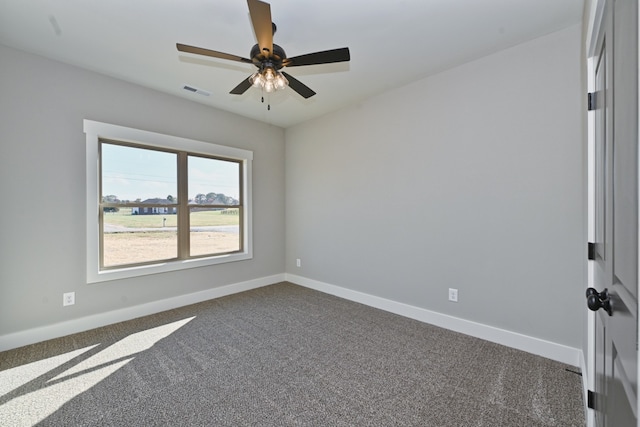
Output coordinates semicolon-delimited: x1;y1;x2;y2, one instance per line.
587;390;596;409
588;242;596;260
588;92;596;111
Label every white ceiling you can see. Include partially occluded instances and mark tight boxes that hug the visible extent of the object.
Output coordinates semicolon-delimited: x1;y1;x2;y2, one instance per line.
0;0;584;128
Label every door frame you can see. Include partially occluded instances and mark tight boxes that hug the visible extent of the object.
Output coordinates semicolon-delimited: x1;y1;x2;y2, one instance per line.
585;0;640;426
585;3;604;426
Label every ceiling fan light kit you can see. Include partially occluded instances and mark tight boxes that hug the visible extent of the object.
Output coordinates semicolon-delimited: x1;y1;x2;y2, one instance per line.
250;66;288;93
177;0;350;107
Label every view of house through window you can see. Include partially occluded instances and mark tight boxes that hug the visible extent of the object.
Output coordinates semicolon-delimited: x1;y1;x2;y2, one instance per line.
100;141;242;269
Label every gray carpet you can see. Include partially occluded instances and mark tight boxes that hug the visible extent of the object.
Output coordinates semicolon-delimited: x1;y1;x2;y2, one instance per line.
0;282;584;426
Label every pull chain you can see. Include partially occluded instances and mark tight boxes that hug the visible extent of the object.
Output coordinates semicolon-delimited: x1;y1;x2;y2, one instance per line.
261;92;271;111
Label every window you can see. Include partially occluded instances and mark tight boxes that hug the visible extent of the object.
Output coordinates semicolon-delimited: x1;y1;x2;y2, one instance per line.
85;120;252;283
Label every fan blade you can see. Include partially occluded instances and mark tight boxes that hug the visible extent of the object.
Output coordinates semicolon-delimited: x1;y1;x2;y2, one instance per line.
284;47;350;67
177;43;252;64
282;72;316;99
230;76;253;95
247;0;273;58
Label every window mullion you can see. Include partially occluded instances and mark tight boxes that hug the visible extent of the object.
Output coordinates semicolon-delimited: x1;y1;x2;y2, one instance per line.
178;152;189;259
98;142;105;269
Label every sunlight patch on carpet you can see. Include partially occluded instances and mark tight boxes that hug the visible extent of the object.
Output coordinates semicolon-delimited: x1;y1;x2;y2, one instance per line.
0;316;195;426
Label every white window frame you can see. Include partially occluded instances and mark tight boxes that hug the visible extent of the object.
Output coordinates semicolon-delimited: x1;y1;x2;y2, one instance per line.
85;119;253;283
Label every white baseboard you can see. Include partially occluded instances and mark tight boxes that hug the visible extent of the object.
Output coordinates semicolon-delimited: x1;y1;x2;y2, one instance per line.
2;273;583;368
286;274;582;367
0;274;285;352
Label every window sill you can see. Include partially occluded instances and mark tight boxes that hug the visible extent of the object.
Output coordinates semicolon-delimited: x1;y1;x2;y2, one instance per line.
88;252;252;283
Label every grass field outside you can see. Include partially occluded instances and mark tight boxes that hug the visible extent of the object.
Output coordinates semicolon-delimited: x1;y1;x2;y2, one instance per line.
104;207;239;228
102;207;240;267
103;231;240;267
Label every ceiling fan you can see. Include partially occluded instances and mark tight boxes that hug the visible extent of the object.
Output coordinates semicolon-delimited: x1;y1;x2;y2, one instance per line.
177;0;350;101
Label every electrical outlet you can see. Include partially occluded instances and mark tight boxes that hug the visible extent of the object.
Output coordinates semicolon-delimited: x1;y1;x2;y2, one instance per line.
63;292;75;306
296;258;301;267
448;288;458;303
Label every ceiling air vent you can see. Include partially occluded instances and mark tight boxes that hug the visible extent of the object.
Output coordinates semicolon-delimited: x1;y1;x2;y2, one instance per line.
182;84;210;96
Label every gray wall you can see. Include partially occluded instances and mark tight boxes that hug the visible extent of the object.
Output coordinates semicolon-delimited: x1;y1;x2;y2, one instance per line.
285;25;586;348
1;24;586;352
0;45;285;336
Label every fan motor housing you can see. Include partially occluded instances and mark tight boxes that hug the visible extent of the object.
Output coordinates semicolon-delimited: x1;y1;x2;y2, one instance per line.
251;43;286;69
